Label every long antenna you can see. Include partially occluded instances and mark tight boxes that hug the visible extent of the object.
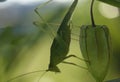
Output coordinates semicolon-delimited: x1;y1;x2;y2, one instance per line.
38;71;48;82
90;0;96;27
7;70;46;82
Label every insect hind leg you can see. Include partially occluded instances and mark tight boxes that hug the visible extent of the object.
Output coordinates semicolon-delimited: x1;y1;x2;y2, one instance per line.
64;54;89;62
62;61;88;70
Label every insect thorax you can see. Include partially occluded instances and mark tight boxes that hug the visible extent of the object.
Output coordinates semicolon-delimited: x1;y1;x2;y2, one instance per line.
48;63;61;73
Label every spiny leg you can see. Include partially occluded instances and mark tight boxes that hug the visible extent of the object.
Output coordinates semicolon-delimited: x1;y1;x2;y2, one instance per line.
34;0;53;23
62;61;88;70
34;13;79;41
64;54;89;62
34;1;56;39
37;0;53;9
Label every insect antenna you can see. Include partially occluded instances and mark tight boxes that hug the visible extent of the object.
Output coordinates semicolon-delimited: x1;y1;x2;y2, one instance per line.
7;70;47;82
37;71;48;82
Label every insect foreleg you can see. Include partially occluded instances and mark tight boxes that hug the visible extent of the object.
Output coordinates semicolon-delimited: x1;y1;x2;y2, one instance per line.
34;0;53;23
36;0;53;10
34;0;56;38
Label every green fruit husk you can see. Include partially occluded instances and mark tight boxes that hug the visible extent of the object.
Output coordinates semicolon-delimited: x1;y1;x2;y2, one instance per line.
80;25;111;82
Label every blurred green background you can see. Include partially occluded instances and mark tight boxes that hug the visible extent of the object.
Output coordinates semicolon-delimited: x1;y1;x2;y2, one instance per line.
0;0;120;82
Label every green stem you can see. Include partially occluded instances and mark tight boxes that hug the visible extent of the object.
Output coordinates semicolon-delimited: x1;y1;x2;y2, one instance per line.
96;79;103;82
90;0;96;27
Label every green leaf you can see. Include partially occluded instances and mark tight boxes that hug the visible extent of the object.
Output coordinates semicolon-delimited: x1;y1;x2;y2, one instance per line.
98;0;120;8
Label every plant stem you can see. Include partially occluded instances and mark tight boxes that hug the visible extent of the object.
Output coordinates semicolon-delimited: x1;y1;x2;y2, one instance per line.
90;0;96;27
96;79;103;82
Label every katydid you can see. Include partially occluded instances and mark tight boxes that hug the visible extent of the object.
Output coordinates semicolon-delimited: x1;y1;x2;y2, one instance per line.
7;0;87;82
48;0;83;72
34;0;88;72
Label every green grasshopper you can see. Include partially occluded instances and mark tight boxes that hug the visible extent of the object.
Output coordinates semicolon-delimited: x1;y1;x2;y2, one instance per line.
32;0;88;72
47;0;85;72
7;0;88;82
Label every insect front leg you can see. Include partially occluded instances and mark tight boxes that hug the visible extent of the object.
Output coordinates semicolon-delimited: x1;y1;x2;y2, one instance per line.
33;0;56;39
34;0;53;24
